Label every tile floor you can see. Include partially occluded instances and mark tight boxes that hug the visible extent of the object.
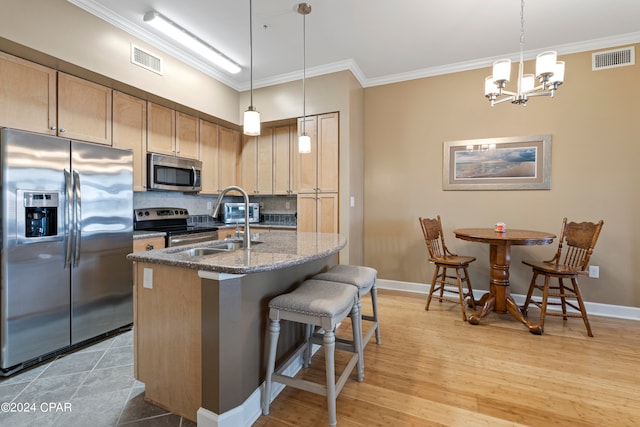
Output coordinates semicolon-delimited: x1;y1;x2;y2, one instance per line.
0;330;194;426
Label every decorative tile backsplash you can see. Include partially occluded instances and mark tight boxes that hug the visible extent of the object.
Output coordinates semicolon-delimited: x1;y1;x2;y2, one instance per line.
134;192;298;226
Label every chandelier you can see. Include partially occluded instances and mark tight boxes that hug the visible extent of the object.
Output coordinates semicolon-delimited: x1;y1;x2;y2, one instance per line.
484;0;565;106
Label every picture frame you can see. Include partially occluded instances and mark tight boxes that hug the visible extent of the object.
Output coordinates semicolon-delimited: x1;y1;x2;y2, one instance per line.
442;135;552;190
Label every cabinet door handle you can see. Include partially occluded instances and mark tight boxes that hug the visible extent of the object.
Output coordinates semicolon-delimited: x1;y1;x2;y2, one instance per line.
50;125;57;131
59;128;66;133
145;244;154;251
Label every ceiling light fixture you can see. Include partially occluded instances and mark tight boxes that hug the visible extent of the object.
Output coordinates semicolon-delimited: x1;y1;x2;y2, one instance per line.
484;0;565;106
243;0;260;136
297;3;312;154
143;10;241;74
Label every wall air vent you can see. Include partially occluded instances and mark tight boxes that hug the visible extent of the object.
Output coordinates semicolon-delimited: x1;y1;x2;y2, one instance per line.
131;44;163;75
592;46;635;71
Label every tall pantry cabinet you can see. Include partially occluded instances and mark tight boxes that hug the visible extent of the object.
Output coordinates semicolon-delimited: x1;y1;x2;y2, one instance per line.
296;113;339;233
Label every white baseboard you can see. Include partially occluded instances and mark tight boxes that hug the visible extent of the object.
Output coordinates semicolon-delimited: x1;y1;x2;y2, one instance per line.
197;344;320;427
375;278;640;321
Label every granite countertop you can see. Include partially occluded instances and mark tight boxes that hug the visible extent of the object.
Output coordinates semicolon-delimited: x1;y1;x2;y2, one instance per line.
126;231;346;275
133;230;166;239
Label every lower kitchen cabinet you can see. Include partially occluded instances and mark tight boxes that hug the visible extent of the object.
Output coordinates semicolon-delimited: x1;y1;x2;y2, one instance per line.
297;192;338;233
133;236;165;252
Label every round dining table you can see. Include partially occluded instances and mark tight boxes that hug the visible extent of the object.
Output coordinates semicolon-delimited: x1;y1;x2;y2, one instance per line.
453;228;556;334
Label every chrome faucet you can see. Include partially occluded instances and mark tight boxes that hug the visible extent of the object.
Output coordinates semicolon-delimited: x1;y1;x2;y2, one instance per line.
210;185;251;250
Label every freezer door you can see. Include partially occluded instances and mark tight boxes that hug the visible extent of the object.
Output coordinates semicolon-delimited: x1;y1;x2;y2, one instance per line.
1;128;70;370
70;141;133;344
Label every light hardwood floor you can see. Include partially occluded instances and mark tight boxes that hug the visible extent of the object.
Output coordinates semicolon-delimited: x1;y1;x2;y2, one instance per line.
253;289;640;426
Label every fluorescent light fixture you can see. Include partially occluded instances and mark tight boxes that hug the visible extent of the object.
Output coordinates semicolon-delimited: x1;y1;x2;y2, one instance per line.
143;11;241;74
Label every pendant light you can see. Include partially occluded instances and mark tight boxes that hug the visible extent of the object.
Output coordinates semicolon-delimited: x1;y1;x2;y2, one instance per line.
297;3;312;153
243;0;260;135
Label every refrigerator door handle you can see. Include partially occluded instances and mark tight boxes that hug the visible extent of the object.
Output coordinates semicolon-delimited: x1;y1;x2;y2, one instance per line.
64;169;73;269
72;169;82;266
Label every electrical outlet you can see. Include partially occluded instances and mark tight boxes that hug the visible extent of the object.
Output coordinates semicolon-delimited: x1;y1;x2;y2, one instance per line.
207;201;212;210
589;265;599;278
285;201;290;210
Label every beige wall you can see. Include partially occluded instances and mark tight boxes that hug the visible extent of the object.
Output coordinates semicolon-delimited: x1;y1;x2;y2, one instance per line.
364;46;640;307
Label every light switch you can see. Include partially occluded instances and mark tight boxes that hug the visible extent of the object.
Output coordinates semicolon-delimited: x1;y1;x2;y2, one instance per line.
350;196;355;208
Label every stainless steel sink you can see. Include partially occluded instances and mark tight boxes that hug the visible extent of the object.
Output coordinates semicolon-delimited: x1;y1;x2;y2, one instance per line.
184;247;229;256
181;240;262;257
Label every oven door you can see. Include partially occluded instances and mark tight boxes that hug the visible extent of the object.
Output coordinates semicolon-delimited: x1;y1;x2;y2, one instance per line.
167;231;219;247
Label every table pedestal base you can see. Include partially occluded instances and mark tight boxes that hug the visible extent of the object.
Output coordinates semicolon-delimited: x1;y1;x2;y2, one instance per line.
468;293;542;335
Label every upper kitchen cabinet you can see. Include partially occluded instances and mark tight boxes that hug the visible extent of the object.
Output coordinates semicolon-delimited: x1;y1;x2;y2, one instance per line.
147;102;199;159
112;91;147;192
200;120;240;194
298;113;339;194
273;124;298;195
147;102;175;156
241;128;273;195
57;72;112;145
176;112;199;159
0;51;56;135
218;126;241;191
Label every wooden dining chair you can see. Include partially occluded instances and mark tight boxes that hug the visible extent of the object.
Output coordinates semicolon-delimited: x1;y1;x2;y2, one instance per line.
419;216;476;321
521;217;604;337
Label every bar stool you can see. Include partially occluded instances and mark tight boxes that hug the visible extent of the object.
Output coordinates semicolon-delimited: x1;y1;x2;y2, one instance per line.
262;279;363;427
314;264;381;347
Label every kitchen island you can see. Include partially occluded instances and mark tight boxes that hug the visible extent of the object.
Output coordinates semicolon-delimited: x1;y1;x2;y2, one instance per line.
126;231;346;427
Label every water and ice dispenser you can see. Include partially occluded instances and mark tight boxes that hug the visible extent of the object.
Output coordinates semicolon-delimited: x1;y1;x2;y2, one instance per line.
23;192;58;238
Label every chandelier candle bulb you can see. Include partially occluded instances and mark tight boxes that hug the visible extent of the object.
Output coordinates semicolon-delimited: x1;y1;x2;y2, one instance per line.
536;51;558;78
550;61;565;85
492;59;511;83
521;74;535;93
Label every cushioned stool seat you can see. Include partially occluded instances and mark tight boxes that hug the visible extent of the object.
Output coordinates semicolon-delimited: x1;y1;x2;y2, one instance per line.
314;264;381;346
262;279;363;427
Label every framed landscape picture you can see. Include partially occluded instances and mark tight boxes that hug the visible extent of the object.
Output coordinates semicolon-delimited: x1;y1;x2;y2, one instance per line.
443;135;552;190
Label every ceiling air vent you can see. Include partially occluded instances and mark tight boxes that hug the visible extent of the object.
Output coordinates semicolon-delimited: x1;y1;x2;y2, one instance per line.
131;44;163;75
592;46;635;71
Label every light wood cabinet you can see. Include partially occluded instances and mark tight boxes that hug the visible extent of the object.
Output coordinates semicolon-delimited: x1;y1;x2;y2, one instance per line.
297;113;339;233
57;72;112;145
297;192;338;233
241;128;273;194
200;121;240;194
273;125;298;195
113;91;147;191
298;113;339;193
218;126;241;191
133;236;165;252
147;102;175;156
147;103;199;159
0;51;56;135
176;112;199;159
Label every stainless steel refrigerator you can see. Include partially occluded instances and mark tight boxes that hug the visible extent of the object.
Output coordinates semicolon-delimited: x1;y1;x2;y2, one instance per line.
1;128;133;374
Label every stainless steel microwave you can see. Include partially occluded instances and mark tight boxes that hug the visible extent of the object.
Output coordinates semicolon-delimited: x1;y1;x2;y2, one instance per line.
221;202;260;224
147;153;202;192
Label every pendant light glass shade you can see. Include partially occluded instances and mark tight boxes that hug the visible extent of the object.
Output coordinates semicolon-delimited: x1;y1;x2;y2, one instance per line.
298;133;311;153
244;107;260;136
